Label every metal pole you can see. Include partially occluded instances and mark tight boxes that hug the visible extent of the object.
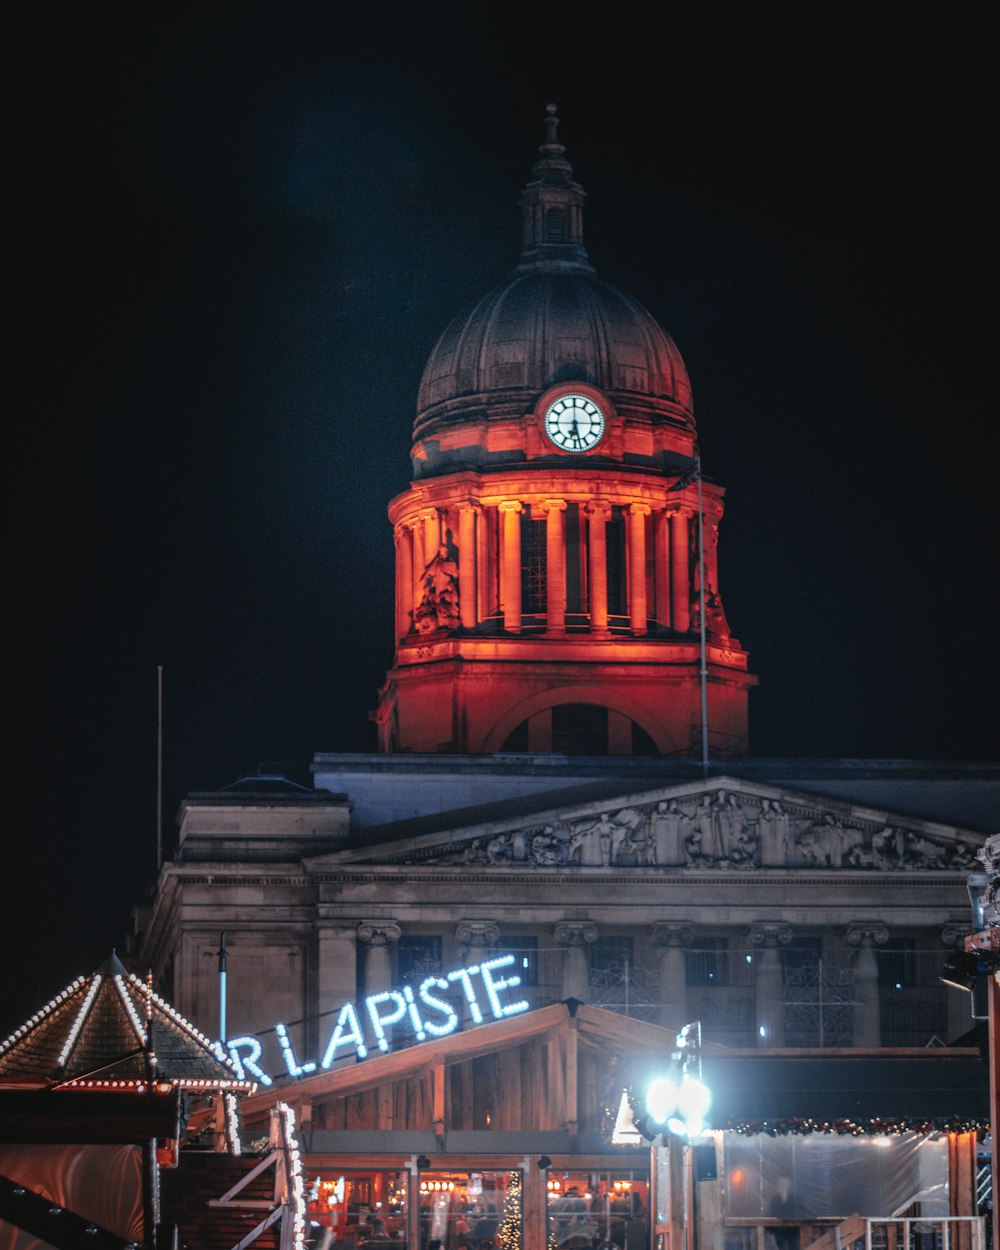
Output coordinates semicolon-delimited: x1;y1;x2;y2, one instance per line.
156;665;163;871
218;932;228;1043
695;457;709;775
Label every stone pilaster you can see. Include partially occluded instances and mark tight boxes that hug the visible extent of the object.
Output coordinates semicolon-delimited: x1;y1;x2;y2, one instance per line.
555;921;598;1003
357;920;401;997
749;922;792;1047
653;923;694;1030
846;923;888;1047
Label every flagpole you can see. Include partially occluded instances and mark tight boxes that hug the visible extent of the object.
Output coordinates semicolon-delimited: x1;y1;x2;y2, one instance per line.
695;454;709;774
156;665;163;871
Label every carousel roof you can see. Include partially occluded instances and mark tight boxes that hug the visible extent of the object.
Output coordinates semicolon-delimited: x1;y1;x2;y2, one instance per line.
0;953;251;1091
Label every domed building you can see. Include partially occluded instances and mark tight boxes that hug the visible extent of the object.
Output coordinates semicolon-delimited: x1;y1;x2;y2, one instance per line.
131;108;997;1250
377;105;754;757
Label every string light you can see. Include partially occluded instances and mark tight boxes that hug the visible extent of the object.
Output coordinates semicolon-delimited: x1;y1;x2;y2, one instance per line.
57;975;102;1068
497;1169;521;1250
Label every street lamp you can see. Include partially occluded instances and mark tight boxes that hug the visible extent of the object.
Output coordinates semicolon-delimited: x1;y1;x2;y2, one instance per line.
643;1023;713;1250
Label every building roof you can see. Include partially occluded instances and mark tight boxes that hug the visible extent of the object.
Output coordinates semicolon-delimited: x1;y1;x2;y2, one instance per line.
0;953;251;1092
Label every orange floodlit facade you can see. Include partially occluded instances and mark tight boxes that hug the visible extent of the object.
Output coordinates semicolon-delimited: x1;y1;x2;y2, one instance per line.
376;107;755;756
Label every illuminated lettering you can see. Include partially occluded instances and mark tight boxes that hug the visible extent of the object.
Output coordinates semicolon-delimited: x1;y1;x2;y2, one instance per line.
224;957;531;1081
226;1035;273;1085
479;954;529;1018
447;965;484;1023
320;1002;368;1068
365;991;408;1051
275;1022;316;1077
402;984;427;1040
418;977;459;1036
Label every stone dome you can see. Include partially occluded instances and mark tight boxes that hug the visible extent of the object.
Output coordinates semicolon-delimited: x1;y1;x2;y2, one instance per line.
416;269;692;418
413;105;694;447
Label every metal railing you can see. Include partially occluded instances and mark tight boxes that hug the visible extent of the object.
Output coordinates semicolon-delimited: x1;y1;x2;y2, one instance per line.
865;1216;987;1250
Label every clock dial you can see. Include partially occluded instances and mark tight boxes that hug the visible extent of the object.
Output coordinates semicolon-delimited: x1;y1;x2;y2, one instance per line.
543;394;606;451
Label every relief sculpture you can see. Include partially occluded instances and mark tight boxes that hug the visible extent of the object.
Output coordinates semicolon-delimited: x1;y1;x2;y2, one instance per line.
452;791;978;873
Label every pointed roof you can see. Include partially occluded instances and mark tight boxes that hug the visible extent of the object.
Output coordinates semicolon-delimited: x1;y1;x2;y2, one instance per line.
0;954;252;1091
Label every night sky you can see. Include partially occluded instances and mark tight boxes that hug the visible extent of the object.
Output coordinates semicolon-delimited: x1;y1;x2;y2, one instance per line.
8;8;996;1038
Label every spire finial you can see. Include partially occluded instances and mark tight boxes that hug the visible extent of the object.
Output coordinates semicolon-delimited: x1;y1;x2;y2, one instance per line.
517;105;593;275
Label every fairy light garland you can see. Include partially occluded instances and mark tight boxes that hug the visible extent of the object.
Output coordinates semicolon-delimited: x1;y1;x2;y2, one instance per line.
0;977;87;1054
722;1116;990;1137
57;974;102;1068
497;1169;522;1250
226;1091;242;1155
115;975;148;1042
277;1101;307;1250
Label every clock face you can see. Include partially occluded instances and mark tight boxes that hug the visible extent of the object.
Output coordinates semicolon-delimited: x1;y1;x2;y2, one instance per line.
543;394;606;451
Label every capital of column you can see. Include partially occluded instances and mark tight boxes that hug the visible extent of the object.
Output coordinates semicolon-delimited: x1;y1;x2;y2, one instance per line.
538;498;567;516
585;499;612;521
941;923;969;948
456;500;482;517
627;502;652;518
393;523;409;544
555;921;598;948
498;500;524;515
653;922;695;951
416;507;441;524
357;920;402;948
845;923;889;948
456;920;500;948
749;922;793;949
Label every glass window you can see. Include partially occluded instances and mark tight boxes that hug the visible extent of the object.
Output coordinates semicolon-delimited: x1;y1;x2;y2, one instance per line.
307;1169;409;1250
419;1169;522;1250
546;1169;649;1250
686;938;729;987
399;937;443;986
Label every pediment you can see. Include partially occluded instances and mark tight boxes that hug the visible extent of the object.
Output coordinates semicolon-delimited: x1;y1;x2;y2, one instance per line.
305;776;982;875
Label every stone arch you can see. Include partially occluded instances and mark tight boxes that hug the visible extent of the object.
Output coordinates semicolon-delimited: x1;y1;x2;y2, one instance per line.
479;684;676;755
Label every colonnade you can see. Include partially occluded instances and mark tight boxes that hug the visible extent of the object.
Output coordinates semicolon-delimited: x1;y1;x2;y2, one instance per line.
394;495;721;640
341;918;928;1049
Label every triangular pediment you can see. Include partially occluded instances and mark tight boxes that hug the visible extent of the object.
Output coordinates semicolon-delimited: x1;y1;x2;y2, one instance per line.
304;776;982;875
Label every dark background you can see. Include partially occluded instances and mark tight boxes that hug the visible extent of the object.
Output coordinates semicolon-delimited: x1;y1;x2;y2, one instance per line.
8;7;996;1037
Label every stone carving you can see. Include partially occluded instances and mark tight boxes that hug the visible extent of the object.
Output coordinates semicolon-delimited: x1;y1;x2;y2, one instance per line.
414;544;460;633
455;920;500;947
445;790;977;875
567;809;645;866
687;791;757;867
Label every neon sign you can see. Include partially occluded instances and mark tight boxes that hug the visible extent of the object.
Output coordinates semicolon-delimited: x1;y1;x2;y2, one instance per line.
221;954;530;1085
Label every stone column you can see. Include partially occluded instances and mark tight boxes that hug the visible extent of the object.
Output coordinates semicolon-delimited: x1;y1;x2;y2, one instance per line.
410;519;425;614
846;923;888;1047
669;509;691;634
654;509;671;630
456;919;500;962
457;503;479;630
653;922;694;1030
420;508;442;559
499;501;523;631
357;921;401;998
394;524;413;640
555;921;598;1003
455;920;501;1024
539;499;567;634
941;924;974;1041
317;925;359;1052
627;503;651;635
585;500;611;635
749;922;792;1047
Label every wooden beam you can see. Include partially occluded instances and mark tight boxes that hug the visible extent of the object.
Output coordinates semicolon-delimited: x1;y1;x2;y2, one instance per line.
564;1014;578;1135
